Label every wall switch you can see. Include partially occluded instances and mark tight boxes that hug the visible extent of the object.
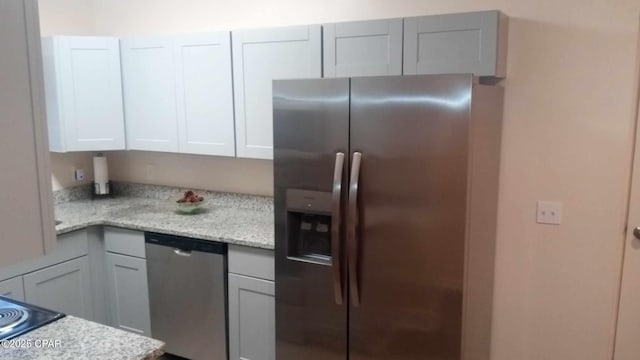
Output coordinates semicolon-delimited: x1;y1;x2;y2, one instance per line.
74;168;85;182
536;201;562;225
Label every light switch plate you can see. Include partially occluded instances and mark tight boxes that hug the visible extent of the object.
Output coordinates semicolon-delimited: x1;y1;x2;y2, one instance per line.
536;201;562;225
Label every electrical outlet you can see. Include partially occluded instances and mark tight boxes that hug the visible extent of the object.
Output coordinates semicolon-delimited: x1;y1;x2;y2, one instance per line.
74;168;85;182
145;164;155;181
536;201;562;225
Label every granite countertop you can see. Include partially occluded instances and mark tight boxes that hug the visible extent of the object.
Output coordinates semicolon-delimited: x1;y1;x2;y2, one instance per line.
3;316;164;360
54;183;275;250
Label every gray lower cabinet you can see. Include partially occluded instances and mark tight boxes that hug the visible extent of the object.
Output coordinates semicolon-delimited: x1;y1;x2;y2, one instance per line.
0;276;25;301
105;252;151;336
228;273;275;360
23;256;93;319
403;10;508;77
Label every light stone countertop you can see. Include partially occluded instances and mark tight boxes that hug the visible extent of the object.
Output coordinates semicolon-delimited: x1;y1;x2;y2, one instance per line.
2;316;164;360
53;183;275;250
6;183;272;359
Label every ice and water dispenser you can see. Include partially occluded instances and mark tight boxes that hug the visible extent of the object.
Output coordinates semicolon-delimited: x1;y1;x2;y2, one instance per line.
285;189;333;265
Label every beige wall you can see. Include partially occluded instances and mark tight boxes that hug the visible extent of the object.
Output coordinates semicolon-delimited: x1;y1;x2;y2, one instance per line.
39;0;95;191
38;0;95;36
107;151;273;195
49;152;93;190
47;150;272;193
38;0;640;359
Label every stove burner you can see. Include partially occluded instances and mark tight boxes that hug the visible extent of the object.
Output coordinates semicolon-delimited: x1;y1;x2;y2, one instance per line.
0;308;29;334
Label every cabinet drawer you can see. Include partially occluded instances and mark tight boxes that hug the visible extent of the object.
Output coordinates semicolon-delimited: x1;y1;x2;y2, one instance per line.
228;245;274;281
104;227;146;258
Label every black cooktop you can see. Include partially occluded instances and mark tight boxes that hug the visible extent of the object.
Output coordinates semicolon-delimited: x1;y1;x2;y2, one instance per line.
0;296;65;340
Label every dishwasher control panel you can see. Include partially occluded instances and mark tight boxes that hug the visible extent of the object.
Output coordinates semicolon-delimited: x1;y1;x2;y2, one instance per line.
145;232;227;254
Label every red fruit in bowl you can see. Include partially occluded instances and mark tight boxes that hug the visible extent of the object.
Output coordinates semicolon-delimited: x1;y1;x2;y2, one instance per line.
176;190;204;204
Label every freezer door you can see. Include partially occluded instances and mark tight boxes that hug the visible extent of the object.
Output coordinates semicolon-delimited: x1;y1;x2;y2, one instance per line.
274;78;349;360
348;74;473;360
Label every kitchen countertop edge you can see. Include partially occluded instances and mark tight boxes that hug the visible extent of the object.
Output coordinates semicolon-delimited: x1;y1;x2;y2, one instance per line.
56;220;275;250
5;315;165;360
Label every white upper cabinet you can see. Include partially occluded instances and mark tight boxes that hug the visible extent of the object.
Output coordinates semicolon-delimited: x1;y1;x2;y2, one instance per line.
120;37;179;152
323;19;403;77
174;33;235;156
120;33;235;156
232;25;321;159
42;36;125;152
0;0;56;268
403;10;508;77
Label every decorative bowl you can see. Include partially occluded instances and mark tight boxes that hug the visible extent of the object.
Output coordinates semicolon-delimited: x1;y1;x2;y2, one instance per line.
175;200;204;214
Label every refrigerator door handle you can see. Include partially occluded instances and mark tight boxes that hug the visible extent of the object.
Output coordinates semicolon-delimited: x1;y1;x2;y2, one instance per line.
331;152;345;305
348;152;362;307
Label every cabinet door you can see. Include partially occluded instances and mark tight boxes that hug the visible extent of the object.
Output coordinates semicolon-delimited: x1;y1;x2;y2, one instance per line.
174;32;235;156
232;25;321;159
403;10;507;77
228;273;275;360
323;19;402;77
121;37;179;152
42;37;125;152
0;0;56;268
23;257;93;319
105;253;151;336
0;276;25;302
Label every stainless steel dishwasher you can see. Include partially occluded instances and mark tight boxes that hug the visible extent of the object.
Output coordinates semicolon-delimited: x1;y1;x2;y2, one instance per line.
145;232;227;360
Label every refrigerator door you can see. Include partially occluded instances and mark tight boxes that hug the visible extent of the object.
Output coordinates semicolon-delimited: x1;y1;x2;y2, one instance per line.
348;74;473;360
274;78;349;360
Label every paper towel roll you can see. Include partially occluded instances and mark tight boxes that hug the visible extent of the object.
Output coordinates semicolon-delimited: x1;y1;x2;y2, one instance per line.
93;154;109;195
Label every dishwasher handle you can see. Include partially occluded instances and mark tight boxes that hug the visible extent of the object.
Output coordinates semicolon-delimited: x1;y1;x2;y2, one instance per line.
145;232;227;255
173;248;192;257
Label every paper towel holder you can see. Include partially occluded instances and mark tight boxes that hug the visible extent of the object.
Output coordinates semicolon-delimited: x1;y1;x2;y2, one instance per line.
92;152;113;199
92;181;113;199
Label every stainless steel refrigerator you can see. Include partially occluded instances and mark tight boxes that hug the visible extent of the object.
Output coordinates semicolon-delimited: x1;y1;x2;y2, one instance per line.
273;74;503;360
